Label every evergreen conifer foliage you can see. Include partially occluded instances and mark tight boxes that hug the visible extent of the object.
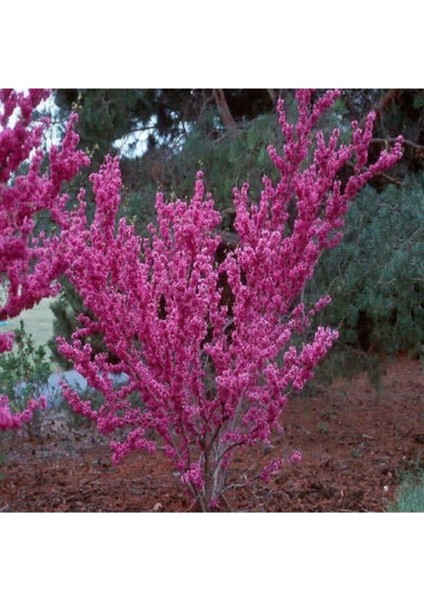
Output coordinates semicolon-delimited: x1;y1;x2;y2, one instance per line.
311;173;424;362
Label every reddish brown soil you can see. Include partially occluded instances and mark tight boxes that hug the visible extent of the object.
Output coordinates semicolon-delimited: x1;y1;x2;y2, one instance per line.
1;356;423;512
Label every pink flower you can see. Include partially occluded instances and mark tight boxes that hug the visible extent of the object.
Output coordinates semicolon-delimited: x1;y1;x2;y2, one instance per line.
181;463;204;490
0;89;89;430
261;458;285;482
57;90;403;509
289;450;303;464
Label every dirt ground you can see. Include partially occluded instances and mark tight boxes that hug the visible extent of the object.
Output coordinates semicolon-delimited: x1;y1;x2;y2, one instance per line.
1;355;423;512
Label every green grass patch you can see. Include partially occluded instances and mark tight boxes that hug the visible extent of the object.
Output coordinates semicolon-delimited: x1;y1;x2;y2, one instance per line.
388;471;424;512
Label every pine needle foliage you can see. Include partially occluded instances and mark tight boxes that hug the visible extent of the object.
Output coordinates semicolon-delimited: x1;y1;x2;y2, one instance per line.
308;172;424;383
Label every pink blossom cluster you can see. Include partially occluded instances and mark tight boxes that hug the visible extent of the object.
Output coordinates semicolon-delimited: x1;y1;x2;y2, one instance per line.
0;395;46;430
261;450;303;482
0;89;90;430
57;89;402;509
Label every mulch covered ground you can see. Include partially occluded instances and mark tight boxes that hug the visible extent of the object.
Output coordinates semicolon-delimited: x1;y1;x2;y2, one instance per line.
1;355;423;512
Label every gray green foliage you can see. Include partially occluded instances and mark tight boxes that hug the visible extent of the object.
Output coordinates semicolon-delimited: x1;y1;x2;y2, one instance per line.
172;112;281;211
388;471;424;512
309;173;424;370
0;321;51;409
0;321;52;438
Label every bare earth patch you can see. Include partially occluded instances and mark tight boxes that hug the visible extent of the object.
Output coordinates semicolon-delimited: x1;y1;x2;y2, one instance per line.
1;355;423;512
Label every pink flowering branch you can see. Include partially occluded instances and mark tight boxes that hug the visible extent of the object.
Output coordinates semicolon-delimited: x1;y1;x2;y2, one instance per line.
0;89;90;430
58;90;403;510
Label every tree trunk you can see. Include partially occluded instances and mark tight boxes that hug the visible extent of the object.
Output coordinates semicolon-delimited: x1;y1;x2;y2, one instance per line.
213;89;237;132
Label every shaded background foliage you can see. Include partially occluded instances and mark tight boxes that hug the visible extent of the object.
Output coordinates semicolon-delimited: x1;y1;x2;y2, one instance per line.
48;89;424;380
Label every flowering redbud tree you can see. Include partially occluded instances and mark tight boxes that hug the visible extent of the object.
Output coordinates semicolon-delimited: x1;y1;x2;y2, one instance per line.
0;89;89;430
58;90;403;510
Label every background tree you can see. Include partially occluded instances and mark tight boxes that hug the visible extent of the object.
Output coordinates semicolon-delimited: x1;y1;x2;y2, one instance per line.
307;172;424;385
53;89;275;161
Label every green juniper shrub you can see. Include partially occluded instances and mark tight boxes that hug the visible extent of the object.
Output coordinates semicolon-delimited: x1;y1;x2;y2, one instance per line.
0;321;52;440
